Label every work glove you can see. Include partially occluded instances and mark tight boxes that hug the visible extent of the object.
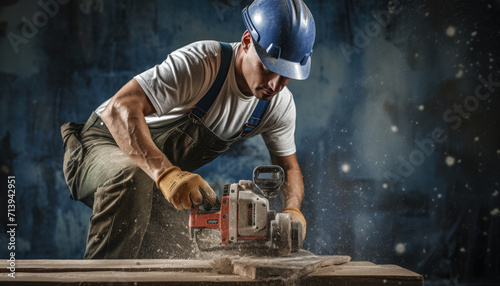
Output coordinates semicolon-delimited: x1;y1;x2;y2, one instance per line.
156;166;217;210
282;207;307;241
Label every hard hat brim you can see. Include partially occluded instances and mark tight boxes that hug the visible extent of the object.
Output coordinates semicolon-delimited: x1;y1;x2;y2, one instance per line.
253;40;311;81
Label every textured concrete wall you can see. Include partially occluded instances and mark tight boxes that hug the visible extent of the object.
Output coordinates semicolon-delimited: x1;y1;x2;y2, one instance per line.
0;0;499;283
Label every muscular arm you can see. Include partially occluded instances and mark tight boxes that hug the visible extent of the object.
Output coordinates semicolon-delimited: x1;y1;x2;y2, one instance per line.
270;153;304;210
100;79;173;181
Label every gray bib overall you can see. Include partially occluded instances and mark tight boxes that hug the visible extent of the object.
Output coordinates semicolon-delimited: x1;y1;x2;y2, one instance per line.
61;42;269;258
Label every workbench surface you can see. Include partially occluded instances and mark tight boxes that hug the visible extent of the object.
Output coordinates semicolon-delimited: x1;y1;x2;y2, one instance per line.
1;258;423;285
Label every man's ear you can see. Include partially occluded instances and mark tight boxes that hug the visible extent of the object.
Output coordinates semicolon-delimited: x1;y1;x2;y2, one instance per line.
241;30;252;53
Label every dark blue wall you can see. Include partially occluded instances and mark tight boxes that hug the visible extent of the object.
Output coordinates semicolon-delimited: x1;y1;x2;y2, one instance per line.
1;0;499;284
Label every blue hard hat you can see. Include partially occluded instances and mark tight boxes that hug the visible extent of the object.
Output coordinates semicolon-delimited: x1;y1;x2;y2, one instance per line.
242;0;316;80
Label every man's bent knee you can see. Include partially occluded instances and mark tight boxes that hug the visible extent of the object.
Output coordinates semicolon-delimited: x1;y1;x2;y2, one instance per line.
85;164;155;259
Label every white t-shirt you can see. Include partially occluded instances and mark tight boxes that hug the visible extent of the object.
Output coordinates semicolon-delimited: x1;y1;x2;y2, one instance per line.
95;40;296;157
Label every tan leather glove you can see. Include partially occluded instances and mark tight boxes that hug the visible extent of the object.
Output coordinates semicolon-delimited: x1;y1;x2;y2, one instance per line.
156;166;217;210
282;207;307;241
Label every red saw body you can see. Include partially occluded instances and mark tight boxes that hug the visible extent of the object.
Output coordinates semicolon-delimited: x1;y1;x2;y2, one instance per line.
189;166;303;256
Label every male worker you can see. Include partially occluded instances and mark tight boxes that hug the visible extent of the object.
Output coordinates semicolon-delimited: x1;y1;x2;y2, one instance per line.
61;0;316;259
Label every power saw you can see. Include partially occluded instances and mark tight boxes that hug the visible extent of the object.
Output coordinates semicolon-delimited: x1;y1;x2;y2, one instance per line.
189;165;303;256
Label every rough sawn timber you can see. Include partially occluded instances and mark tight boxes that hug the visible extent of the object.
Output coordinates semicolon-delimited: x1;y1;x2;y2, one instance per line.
0;252;423;285
231;249;351;279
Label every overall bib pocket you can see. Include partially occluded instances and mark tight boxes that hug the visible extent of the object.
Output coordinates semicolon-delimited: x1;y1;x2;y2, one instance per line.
161;125;231;172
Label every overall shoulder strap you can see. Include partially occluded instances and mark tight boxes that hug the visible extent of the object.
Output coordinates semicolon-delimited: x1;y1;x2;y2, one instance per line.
190;42;233;121
241;100;270;136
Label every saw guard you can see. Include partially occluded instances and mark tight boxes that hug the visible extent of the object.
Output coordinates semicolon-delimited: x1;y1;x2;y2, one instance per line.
270;213;292;256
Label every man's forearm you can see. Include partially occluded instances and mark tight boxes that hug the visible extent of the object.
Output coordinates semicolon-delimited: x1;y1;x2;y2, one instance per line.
100;80;172;182
282;166;304;209
103;109;171;181
271;153;305;210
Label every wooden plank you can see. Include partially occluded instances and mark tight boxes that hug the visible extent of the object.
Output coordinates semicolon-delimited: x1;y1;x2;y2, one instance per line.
2;271;257;285
1;259;213;273
1;250;350;278
232;251;351;280
0;259;423;285
307;263;424;286
1;269;423;286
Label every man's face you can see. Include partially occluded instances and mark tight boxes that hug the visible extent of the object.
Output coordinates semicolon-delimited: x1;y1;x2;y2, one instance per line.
241;41;291;101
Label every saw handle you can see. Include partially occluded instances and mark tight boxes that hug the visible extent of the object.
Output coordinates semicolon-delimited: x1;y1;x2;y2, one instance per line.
253;165;284;194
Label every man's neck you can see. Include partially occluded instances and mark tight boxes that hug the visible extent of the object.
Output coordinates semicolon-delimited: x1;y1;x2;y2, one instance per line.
234;45;253;97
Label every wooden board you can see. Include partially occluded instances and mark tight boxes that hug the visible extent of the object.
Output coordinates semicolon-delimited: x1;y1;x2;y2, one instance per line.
308;261;425;286
0;256;423;285
231;250;351;280
3;259;213;273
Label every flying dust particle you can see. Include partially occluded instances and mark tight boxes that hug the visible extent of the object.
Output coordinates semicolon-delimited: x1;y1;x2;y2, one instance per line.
445;156;455;166
341;163;351;173
446;26;456;37
395;243;406;255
